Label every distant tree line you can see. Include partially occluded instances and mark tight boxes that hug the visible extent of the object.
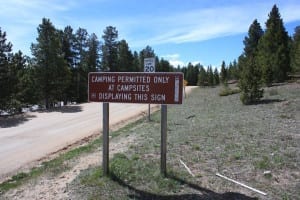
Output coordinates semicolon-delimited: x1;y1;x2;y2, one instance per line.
179;59;238;87
0;20;176;113
1;4;299;112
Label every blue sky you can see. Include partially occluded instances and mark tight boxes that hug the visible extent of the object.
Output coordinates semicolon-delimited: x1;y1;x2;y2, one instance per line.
1;0;300;68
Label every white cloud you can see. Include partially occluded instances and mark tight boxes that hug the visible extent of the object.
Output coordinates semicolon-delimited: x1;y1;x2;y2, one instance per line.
161;53;201;67
128;2;300;47
1;0;300;55
161;54;184;67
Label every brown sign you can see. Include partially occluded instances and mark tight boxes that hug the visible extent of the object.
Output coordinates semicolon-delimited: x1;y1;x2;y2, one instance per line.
88;72;183;104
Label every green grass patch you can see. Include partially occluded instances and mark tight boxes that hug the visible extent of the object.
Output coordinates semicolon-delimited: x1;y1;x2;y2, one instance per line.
219;86;241;96
255;156;271;169
269;88;279;96
73;153;187;199
0;138;100;193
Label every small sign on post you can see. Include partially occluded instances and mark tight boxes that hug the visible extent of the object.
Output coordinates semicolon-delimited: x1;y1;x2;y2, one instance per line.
144;57;155;73
144;57;155;121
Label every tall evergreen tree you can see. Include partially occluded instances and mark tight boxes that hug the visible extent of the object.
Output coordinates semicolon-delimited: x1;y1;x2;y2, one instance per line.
87;33;100;72
157;58;172;72
61;26;76;68
17;56;39;107
117;39;133;71
8;51;26;111
220;61;227;84
0;28;13;112
232;59;240;79
257;5;290;84
74;28;89;66
213;67;220;85
186;63;199;85
291;26;300;73
132;51;140;72
61;26;77;103
31;18;71;108
197;65;207;86
139;45;155;71
101;26;118;72
207;65;214;86
73;28;89;102
239;19;264;104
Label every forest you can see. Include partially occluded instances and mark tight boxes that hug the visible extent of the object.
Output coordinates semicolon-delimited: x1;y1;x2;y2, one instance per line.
0;4;299;113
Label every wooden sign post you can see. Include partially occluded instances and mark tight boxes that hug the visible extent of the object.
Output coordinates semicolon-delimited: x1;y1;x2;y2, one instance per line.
103;102;109;175
89;72;183;176
161;104;167;176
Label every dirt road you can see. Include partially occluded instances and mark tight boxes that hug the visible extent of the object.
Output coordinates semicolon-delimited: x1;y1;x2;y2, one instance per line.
0;87;196;183
0;103;157;182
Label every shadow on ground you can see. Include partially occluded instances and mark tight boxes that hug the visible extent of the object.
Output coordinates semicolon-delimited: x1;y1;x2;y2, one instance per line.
258;99;284;105
0;114;36;128
38;105;83;113
110;173;258;200
247;98;284;105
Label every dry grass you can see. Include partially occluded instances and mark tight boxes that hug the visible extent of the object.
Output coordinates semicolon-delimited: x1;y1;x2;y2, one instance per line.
70;83;299;200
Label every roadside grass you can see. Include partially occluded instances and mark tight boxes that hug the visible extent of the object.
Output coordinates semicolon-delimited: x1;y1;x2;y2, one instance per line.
219;84;241;96
72;153;193;200
0;138;100;194
70;83;299;200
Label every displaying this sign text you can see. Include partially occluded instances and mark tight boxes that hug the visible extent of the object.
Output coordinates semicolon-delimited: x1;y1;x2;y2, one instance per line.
89;72;183;104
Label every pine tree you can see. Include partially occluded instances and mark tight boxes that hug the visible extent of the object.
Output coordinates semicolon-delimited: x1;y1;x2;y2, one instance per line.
220;61;227;84
102;26;118;72
239;19;264;104
61;26;77;103
291;26;300;73
197;65;207;86
132;51;140;72
207;66;214;86
87;33;100;72
158;58;172;72
0;28;13;112
73;28;89;102
17;56;39;106
61;26;76;68
257;5;290;84
186;63;199;85
213;67;220;85
232;59;240;80
117;39;133;71
139;45;155;71
227;62;233;80
31;18;71;109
